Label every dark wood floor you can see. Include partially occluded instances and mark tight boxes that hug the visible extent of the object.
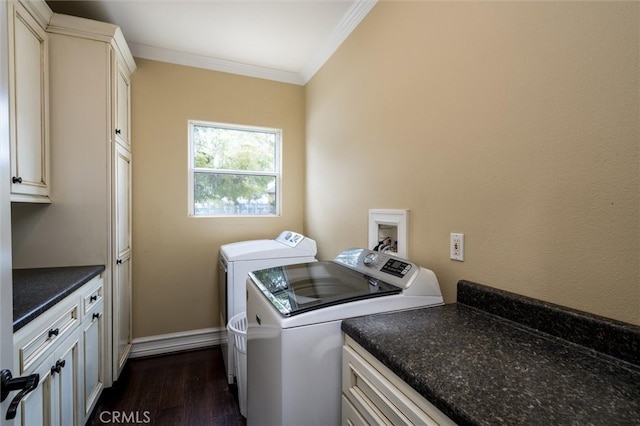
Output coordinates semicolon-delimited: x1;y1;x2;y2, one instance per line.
87;347;246;426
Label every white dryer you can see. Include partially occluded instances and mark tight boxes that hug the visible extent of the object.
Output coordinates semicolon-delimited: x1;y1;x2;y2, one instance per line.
218;230;316;384
246;248;444;426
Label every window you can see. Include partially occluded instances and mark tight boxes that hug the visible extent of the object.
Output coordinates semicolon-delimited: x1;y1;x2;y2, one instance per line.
188;120;281;216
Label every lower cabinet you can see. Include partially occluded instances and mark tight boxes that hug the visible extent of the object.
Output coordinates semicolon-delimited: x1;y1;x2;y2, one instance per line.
53;331;80;426
13;275;104;426
82;280;105;419
341;335;456;426
19;330;80;426
113;251;132;379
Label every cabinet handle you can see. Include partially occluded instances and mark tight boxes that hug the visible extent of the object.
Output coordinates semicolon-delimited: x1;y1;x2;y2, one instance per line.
115;129;121;135
90;295;98;302
50;360;65;375
92;312;101;321
48;328;59;338
11;177;22;184
116;259;123;264
1;370;39;420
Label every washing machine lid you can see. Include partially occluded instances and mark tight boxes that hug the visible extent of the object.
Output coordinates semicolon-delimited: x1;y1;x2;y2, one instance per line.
220;231;317;261
249;261;402;317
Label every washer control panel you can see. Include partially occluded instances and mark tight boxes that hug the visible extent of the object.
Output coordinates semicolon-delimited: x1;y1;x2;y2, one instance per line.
380;257;413;278
333;248;417;289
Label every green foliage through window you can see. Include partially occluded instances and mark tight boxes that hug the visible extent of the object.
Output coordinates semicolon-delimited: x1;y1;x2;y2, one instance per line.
189;121;280;216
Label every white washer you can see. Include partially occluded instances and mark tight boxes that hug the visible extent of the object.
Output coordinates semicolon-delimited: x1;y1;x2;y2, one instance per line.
246;248;444;426
218;230;317;384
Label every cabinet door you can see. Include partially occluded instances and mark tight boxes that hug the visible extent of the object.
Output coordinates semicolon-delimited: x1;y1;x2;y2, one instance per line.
8;1;50;202
14;331;80;426
113;255;132;379
15;355;54;426
114;59;131;149
113;143;132;379
83;303;104;420
53;333;80;426
114;143;132;260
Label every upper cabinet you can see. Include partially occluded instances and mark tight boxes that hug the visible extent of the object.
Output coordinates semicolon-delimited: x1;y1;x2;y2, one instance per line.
7;0;53;203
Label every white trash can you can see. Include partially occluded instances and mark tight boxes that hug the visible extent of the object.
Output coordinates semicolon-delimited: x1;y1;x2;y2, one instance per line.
227;312;247;417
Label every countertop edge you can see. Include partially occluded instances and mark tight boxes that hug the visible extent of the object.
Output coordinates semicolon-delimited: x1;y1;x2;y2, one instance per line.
13;265;106;332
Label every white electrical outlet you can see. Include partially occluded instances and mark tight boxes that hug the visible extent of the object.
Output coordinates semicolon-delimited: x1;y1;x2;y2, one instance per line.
450;233;464;261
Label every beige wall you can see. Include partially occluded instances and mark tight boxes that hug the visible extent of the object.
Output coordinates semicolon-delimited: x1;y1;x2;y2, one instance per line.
305;1;640;325
131;59;306;338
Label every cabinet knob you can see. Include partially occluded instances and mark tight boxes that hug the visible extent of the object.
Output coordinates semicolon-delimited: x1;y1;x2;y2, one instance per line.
116;259;123;264
50;359;65;375
11;177;22;184
90;295;98;302
92;312;101;321
115;129;121;135
48;328;59;338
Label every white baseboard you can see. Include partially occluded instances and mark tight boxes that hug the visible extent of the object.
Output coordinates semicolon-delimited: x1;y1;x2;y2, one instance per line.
130;327;226;359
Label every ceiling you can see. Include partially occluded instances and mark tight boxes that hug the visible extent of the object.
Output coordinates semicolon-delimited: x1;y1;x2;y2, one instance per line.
46;0;377;85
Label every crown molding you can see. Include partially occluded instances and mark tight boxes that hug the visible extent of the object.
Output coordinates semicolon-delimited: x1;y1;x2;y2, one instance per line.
129;0;377;86
129;43;305;85
18;0;53;29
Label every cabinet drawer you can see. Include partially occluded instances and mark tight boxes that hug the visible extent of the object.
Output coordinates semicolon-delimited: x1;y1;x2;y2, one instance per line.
343;345;411;425
83;281;103;315
18;303;79;373
342;394;371;426
342;339;456;426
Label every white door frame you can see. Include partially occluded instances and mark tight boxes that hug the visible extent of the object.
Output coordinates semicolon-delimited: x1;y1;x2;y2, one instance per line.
1;1;16;424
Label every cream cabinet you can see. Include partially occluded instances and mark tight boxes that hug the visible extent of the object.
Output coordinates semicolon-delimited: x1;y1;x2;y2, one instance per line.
114;61;131;149
113;255;132;376
17;331;81;426
7;1;135;391
17;350;53;426
81;277;104;420
7;0;51;203
113;142;132;377
51;331;81;426
112;43;133;382
342;336;456;426
42;13;136;387
13;275;103;426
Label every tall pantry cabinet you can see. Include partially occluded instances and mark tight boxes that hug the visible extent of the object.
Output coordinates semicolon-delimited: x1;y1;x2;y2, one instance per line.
44;13;135;385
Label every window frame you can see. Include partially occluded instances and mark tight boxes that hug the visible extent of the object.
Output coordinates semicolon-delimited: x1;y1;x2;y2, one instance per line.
187;119;282;217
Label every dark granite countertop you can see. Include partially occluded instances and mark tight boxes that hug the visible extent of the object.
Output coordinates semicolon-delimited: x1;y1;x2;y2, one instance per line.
341;280;640;426
13;265;105;332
